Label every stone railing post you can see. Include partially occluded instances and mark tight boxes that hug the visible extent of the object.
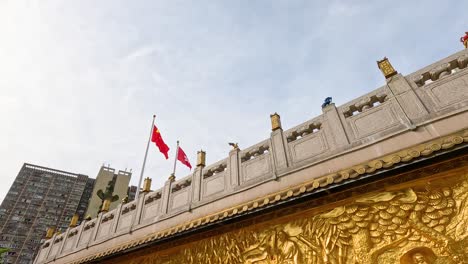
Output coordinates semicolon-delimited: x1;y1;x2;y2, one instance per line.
269;113;290;174
73;220;86;249
191;150;205;204
133;178;151;226
228;147;241;189
322;103;350;149
44;234;57;260
111;203;124;233
378;58;429;124
90;213;103;243
160;175;175;215
57;229;70;255
132;194;148;228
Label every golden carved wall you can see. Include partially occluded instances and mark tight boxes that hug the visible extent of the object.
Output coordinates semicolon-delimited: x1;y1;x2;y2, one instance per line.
106;158;468;264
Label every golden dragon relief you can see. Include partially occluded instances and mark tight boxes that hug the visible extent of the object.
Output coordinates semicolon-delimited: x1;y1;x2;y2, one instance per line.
128;172;468;264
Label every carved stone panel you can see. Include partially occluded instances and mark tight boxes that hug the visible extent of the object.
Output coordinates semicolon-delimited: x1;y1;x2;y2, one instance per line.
78;229;92;247
141;201;160;222
48;244;60;259
117;213;133;231
202;173;225;198
170;189;189;210
36;248;48;263
348;104;399;140
289;132;327;164
96;221;112;240
241;154;272;184
62;236;76;252
427;72;468;109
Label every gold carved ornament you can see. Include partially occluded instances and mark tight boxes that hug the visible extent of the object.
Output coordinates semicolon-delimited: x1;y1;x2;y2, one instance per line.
197;150;206;167
270;113;282;131
378;57;398;79
130;176;467;264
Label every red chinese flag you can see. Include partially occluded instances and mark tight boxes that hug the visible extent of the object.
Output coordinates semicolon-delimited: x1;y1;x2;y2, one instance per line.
151;125;170;159
177;147;192;170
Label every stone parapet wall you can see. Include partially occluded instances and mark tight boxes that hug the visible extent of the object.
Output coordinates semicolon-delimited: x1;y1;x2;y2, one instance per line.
34;49;468;264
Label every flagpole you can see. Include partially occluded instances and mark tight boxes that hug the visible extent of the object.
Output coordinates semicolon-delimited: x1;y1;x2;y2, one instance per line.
171;140;179;177
135;115;156;200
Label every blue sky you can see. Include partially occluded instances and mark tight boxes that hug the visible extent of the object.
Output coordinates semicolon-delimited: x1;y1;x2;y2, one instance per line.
0;0;466;202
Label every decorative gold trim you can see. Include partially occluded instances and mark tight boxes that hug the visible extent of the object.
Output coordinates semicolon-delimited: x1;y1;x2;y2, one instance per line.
197;150;206;167
69;214;79;228
142;177;151;193
377;57;398;79
270;112;282;131
45;227;55;239
68;129;468;264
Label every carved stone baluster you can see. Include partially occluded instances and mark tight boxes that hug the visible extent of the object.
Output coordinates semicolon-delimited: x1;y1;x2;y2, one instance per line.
228;147;241;189
386;73;430;122
269;113;290;174
72;220;86;250
111;203;123;233
191;150;205;204
133;191;148;227
90;213;103;243
160;176;175;215
44;233;57;260
57;228;70;256
322;103;350;149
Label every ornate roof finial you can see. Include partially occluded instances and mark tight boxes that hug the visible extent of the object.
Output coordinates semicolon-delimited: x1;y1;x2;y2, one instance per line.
460;32;468;49
143;177;152;192
197;150;206;167
377;57;398;79
270;113;282;131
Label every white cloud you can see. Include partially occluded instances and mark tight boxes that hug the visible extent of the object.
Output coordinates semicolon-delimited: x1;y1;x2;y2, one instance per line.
123;45;159;61
327;1;363;16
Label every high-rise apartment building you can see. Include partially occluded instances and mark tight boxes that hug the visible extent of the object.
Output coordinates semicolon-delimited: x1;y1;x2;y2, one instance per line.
0;164;94;264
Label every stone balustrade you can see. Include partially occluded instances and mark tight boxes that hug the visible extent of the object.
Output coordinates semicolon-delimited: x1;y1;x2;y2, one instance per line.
411;53;468;87
341;89;388;118
167;176;192;212
284;115;326;166
200;158;228;199
34;48;468;264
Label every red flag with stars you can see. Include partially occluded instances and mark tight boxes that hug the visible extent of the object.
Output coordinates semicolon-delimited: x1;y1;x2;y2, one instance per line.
151;125;170;159
177;147;192;170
